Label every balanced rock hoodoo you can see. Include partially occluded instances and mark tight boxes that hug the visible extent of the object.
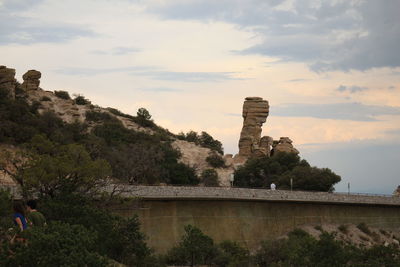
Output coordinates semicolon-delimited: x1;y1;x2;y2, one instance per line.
21;70;41;91
234;97;298;164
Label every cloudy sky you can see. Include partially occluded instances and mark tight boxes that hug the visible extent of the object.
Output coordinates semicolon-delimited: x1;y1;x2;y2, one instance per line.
1;0;399;194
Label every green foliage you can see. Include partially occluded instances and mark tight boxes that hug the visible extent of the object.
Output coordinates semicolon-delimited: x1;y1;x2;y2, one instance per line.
85;110;116;123
22;135;111;197
135;107;155;127
357;222;372;235
253;229;400;267
0;189;13;231
2;222;108;267
199;131;224;154
54;90;70;100
107;107;135;120
74;94;90;105
39;193;163;266
0;90;198;186
166;225;218;266
137;107;152;120
206;153;225;168
201;169;219;187
234;152;340;192
178;130;224;154
215;240;250;267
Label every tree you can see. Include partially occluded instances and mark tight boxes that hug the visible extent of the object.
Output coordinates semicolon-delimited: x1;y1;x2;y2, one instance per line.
199;131;223;154
166;225;218;267
215;240;250;267
106;143;166;184
22;135;111;197
137;107;152;120
233;152;341;192
201;169;219;187
206;153;225;168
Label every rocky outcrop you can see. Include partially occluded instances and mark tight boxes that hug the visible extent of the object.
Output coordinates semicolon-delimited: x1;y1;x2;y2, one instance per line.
238;97;270;157
21;70;41;90
0;65;16;99
273;137;299;155
234;97;299;165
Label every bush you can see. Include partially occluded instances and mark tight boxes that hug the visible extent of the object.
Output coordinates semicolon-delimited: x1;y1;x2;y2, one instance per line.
2;222;108;267
357;222;372;235
165;225;218;266
338;224;348;234
201;169;219;187
215;241;250;267
40;96;51;101
206;153;225;168
40;193;162;266
85;110;116;123
54;90;71;100
74;95;90;105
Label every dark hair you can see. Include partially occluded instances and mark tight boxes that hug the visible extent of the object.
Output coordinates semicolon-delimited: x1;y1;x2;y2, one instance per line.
26;200;37;209
13;201;26;216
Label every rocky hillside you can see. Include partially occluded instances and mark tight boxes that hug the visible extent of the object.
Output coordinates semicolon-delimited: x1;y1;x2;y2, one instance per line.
297;223;400;248
0;65;234;187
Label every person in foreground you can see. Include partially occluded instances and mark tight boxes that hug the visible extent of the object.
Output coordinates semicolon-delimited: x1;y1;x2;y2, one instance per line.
26;199;46;227
13;201;27;232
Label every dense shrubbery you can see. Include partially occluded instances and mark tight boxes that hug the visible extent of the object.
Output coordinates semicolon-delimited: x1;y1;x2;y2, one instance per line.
54;90;70;100
234;152;341;191
206;153;226;168
253;229;400;267
201;169;219;187
73;94;90;105
165;225;249;267
177;130;224;154
0;192;163;266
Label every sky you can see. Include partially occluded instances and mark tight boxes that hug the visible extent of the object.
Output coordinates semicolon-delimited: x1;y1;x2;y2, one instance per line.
1;0;399;194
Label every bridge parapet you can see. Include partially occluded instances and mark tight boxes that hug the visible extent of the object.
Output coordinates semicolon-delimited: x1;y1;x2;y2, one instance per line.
112;185;400;206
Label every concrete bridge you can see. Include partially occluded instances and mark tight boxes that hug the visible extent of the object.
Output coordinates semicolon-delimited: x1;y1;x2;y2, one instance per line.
110;186;400;253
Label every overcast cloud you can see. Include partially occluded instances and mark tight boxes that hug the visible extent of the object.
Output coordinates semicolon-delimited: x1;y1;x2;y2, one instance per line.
273;102;400;121
0;0;95;45
147;0;400;72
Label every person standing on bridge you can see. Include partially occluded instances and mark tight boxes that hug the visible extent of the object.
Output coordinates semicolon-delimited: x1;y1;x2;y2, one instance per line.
270;183;276;190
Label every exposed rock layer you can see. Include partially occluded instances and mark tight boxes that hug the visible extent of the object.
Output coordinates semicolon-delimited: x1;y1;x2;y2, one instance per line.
0;65;16;99
238;97;270;157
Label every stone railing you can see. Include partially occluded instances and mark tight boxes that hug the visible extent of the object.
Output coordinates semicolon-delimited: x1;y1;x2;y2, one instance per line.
109;185;400;207
3;183;400;206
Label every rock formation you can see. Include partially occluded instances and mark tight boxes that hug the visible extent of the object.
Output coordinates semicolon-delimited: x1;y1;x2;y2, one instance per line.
235;97;276;162
21;70;41;91
273;137;299;155
0;65;16;99
234;97;299;164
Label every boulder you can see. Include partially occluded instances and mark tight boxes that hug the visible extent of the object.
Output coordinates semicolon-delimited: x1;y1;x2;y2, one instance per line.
21;69;41;90
273;137;299;155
